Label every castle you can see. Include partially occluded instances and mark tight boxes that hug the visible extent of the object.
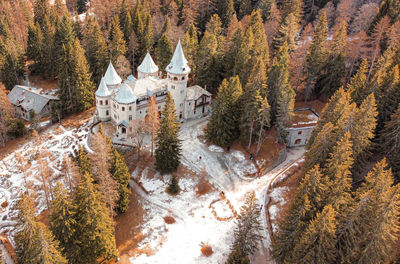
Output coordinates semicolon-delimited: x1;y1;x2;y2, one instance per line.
95;40;211;138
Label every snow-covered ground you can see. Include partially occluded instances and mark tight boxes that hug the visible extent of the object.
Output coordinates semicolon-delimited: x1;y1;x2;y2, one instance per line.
130;118;305;263
0;120;92;237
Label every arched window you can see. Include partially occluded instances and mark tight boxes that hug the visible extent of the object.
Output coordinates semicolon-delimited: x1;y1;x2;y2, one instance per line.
182;76;185;80
100;100;103;105
122;107;125;111
106;110;109;116
174;77;178;81
105;100;108;105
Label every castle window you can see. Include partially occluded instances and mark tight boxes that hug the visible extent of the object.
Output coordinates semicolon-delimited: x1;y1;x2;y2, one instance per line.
106;110;109;116
180;90;183;94
129;115;132;121
129;106;132;111
105;100;108;105
298;131;302;135
174;77;178;81
182;76;185;80
189;102;191;106
171;85;175;89
122;107;125;111
179;112;182;119
100;100;103;105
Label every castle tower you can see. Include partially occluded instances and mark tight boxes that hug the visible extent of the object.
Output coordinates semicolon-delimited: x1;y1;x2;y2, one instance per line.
166;40;190;119
95;77;112;121
103;61;122;86
137;52;159;79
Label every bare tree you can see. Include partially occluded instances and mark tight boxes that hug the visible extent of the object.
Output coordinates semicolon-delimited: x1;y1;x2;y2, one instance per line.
0;82;14;147
15;152;34;195
367;16;390;80
129;118;151;158
146;95;160;156
349;3;378;34
37;149;53;210
114;55;132;79
90;132;119;216
346;30;368;81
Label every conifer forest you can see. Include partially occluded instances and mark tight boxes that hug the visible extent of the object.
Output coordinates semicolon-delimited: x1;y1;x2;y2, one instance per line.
1;0;400;263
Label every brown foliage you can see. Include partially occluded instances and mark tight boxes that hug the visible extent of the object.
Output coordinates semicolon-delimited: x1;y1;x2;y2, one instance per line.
200;243;213;257
163;216;176;224
0;82;14;147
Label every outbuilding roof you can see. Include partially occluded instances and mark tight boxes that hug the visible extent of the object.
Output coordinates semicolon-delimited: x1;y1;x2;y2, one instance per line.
186;85;211;101
103;61;122;86
166;40;190;75
7;85;58;113
138;53;159;74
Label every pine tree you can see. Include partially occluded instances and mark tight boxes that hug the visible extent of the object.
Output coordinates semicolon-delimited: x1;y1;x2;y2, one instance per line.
216;0;234;27
182;23;198;78
323;132;354;213
54;16;75;75
273;13;300;52
379;105;400;181
110;149;131;213
41;15;56;79
196;31;218;91
305;11;327;101
59;39;94;114
167;175;179;194
292;205;338;264
161;15;171;35
315;21;347;97
247;10;270;69
84;17;108;85
15;194;67;264
33;0;50;26
280;0;303;23
119;0;133;43
72;172;117;263
307;87;351;149
136;12;154;62
230;192;263;259
27;22;43;73
347;59;369;105
206;76;243;147
337;159;400;264
304;122;336;172
236;26;255;87
109;15;127;63
224;16;242;78
155;93;182;174
273;165;328;263
76;145;91;175
0;37;23;90
156;33;173;75
146;95;159;156
49;183;76;262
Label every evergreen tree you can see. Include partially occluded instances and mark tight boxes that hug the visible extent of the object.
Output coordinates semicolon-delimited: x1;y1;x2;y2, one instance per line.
292;205;338;264
206;76;243;147
15;194;67;264
136;12;154;62
273;165;329;263
182;23;198;78
156;33;173;75
280;0;303;23
77;145;91;175
224;16;242;78
119;0;133;43
110;149;131;213
0;38;23;90
84;17;109;85
307;87;351;149
41;15;56;79
27;22;43;73
247;10;270;69
305;11;327;101
167;175;179;194
33;0;50;26
315;21;347;98
230;192;263;259
347;59;369;106
238;0;252;19
49;183;76;262
155;94;182;174
72;172;117;263
379;105;400;182
235;26;255;87
109;15;127;63
273;13;299;52
324;132;354;214
54;16;76;75
161;15;171;35
337;160;400;264
59;39;94;114
196;31;219;92
216;0;235;27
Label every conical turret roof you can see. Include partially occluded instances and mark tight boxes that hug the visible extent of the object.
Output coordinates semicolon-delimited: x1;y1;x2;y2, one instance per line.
166;40;190;75
95;77;111;97
114;83;137;104
138;53;159;74
103;61;122;85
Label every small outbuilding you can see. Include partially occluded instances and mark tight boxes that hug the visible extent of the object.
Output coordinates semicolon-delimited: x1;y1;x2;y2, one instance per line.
7;85;59;121
286;108;319;147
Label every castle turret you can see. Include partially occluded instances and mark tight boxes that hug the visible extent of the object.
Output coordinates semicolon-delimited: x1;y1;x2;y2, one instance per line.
166;40;190;119
95;77;111;121
138;53;159;79
103;61;122;86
